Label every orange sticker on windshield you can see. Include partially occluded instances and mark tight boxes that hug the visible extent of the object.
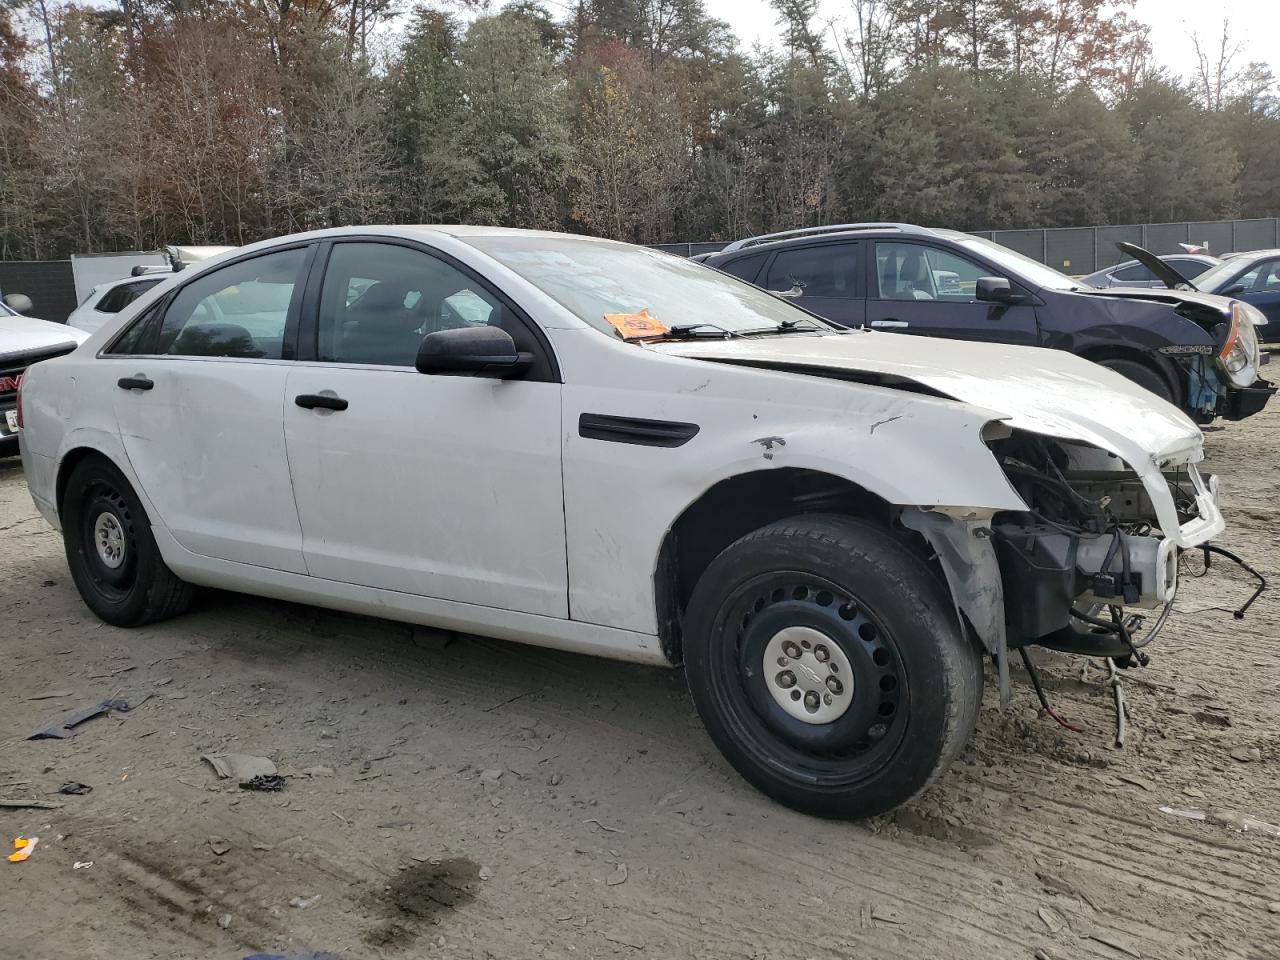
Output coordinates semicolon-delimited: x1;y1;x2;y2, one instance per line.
604;309;668;340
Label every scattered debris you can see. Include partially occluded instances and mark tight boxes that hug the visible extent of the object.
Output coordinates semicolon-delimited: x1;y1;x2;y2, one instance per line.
479;769;503;784
8;837;39;862
601;931;645;950
27;690;74;701
584;818;623;834
871;905;905;925
29;696;144;740
1107;659;1126;748
289;894;321;909
1159;806;1280;837
202;753;278;782
1116;774;1155;792
208;837;232;856
1193;709;1231;728
1037;905;1063;933
605;863;628;886
73;861;93;870
0;797;61;810
479;865;494;881
1085;930;1142;958
59;782;92;796
302;766;335;778
218;913;233;929
240;775;288;792
1229;746;1261;764
547;772;563;786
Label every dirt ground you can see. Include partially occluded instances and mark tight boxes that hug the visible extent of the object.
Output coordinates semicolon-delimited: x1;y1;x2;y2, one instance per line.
2;397;1279;960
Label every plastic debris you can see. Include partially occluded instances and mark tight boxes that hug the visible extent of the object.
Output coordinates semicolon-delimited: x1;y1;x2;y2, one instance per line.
73;861;94;870
29;696;144;740
59;782;93;796
8;837;39;863
202;753;278;782
289;894;321;909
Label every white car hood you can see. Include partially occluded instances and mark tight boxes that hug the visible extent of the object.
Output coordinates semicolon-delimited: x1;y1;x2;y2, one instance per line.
657;331;1204;469
2;316;90;357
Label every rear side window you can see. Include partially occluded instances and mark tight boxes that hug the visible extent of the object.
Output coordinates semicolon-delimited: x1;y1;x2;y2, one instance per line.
1111;263;1154;282
764;244;859;297
156;248;306;359
96;278;162;314
718;253;767;283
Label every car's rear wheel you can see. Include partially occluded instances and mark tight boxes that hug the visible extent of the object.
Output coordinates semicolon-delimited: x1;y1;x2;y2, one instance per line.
1098;358;1176;405
683;515;982;819
62;457;194;626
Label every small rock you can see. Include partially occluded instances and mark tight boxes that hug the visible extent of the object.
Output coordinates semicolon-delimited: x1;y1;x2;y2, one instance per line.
289;894;321;909
217;914;232;929
548;772;563;786
208;838;231;856
1229;746;1262;763
479;865;494;881
1183;786;1205;798
1267;902;1280;914
606;863;628;886
302;765;335;778
479;768;503;783
320;729;338;740
434;935;446;948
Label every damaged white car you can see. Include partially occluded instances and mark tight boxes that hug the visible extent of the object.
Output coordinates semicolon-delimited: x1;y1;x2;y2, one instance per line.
16;227;1250;818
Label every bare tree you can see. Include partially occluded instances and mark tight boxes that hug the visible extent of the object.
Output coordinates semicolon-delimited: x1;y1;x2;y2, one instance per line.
1192;20;1241;112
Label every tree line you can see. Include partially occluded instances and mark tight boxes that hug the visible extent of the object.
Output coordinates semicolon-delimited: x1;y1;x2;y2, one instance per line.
1;0;1277;261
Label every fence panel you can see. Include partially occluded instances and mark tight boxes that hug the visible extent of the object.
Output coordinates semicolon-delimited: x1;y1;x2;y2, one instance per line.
1145;222;1192;254
1231;219;1280;251
0;260;77;324
1094;225;1144;268
1188;221;1234;255
1044;228;1095;274
990;230;1043;261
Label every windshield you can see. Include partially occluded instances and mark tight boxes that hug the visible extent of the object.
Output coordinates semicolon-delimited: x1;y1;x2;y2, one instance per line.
466;235;836;338
950;235;1081;291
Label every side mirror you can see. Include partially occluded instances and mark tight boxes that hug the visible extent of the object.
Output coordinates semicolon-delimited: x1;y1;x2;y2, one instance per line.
975;276;1017;304
3;293;33;315
1221;283;1245;296
416;325;532;379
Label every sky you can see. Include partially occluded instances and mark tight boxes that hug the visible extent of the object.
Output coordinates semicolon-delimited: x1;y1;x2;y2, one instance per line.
700;0;1280;83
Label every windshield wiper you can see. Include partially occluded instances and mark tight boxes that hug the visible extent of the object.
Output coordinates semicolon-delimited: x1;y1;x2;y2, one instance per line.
653;322;744;339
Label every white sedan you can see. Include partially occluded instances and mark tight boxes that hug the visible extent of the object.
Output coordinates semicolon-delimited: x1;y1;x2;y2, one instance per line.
17;226;1225;817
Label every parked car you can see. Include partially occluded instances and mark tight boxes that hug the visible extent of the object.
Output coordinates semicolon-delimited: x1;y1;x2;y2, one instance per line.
1;294;89;455
1081;253;1220;289
698;224;1272;423
19;226;1230;818
67;276;167;334
1133;246;1280;345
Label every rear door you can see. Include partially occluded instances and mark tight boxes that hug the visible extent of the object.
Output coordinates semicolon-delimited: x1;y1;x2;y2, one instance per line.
108;245;311;572
865;240;1040;346
757;242;865;327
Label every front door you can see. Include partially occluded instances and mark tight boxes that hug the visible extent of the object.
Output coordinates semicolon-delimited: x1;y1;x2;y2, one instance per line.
1235;257;1280;342
866;240;1040;346
109;246;312;572
282;240;568;617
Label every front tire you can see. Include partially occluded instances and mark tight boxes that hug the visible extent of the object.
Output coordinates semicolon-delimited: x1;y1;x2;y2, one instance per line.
62;457;194;627
684;515;982;819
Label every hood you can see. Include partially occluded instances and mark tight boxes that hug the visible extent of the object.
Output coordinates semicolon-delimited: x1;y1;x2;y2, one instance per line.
655;331;1203;468
1115;242;1196;290
1;316;90;356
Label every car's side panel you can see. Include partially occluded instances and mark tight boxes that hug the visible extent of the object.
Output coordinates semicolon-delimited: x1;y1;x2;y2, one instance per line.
148;520;667;664
551;329;1024;635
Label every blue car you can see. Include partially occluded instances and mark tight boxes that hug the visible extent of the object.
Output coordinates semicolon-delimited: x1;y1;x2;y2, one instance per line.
1172;249;1280;344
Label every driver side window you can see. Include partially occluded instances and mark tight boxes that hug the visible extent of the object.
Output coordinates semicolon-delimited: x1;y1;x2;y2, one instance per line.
875;242;992;302
318;242;503;366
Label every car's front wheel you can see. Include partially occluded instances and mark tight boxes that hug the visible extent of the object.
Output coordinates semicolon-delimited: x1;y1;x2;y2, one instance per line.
683;515;982;818
62;457;194;627
1098;358;1176;405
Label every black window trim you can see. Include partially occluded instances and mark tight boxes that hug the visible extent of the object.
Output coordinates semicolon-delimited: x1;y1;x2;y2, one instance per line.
98;242;317;360
296;235;563;384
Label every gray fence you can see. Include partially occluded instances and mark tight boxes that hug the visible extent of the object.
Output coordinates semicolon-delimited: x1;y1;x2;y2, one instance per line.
656;217;1280;273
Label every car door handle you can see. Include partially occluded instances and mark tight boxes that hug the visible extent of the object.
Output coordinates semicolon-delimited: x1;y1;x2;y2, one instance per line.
117;376;154;391
294;393;348;411
870;319;909;328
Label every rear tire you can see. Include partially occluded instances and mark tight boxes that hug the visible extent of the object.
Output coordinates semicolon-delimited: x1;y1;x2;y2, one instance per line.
683;515;982;819
1098;358;1176;405
62;457;194;627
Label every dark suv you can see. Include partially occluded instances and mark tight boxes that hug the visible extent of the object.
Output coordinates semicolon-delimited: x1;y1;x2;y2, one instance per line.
699;224;1273;424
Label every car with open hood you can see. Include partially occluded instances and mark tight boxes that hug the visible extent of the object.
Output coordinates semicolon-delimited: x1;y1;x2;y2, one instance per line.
699;224;1273;424
1124;243;1280;345
1081;252;1220;289
16;227;1245;818
1;293;89;455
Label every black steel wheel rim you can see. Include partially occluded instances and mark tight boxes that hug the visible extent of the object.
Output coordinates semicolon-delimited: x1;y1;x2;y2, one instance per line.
77;481;138;601
708;572;909;786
